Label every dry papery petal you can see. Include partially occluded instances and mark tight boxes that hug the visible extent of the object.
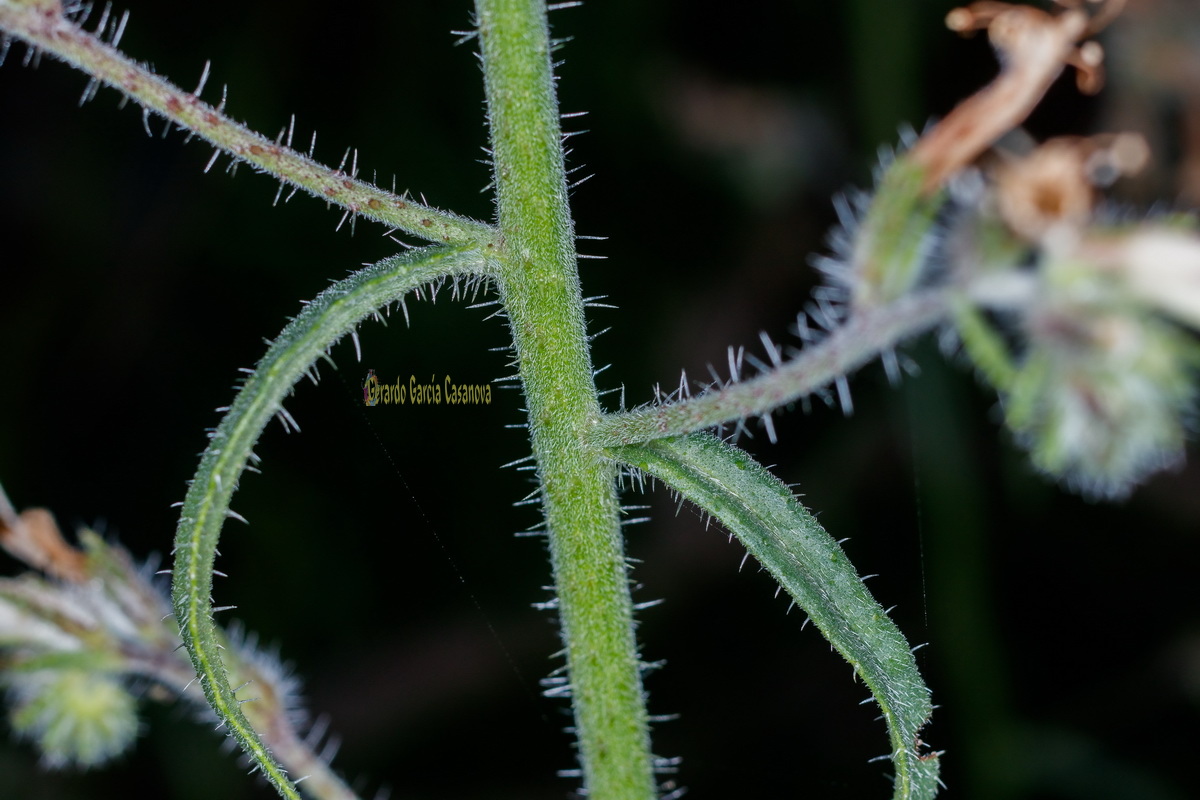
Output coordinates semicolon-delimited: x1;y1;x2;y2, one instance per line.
1104;227;1200;330
7;0;64;16
0;507;87;583
911;0;1121;192
993;132;1149;243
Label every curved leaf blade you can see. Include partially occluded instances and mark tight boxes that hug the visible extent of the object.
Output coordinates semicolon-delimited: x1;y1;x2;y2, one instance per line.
171;245;492;800
610;433;940;800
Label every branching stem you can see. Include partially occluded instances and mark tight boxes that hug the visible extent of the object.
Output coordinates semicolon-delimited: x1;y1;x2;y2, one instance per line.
476;1;655;797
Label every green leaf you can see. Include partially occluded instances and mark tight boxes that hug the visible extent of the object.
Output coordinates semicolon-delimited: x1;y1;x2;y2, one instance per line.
609;433;940;800
170;244;491;800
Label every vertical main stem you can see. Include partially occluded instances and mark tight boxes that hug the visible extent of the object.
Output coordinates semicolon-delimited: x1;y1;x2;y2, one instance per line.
475;1;656;798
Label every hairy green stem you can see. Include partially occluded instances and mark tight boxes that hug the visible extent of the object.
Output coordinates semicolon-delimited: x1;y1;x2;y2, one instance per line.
589;289;952;448
170;246;491;800
475;1;656;797
0;0;497;246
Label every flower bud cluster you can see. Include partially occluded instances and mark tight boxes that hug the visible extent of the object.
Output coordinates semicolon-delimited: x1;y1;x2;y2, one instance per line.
6;667;139;768
842;0;1200;498
0;500;341;791
0;520;181;768
1005;260;1199;497
972;133;1200;498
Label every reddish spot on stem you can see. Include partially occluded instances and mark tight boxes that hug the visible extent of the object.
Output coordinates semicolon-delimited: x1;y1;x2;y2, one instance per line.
249;144;264;156
341;179;353;189
368;198;382;210
395;200;408;209
421;219;433;227
204;113;220;126
166;96;182;114
324;186;338;197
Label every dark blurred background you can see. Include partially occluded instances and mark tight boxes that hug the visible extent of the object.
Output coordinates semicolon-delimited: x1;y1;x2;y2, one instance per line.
2;1;1198;798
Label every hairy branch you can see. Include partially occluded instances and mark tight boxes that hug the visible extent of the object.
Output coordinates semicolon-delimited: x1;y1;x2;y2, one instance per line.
589;290;952;448
0;0;498;246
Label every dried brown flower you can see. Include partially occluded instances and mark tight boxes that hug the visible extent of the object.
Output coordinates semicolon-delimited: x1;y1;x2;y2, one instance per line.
910;1;1122;191
993;132;1148;241
0;506;87;583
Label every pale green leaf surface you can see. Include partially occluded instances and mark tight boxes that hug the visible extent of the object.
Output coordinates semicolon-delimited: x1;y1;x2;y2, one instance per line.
609;433;940;800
